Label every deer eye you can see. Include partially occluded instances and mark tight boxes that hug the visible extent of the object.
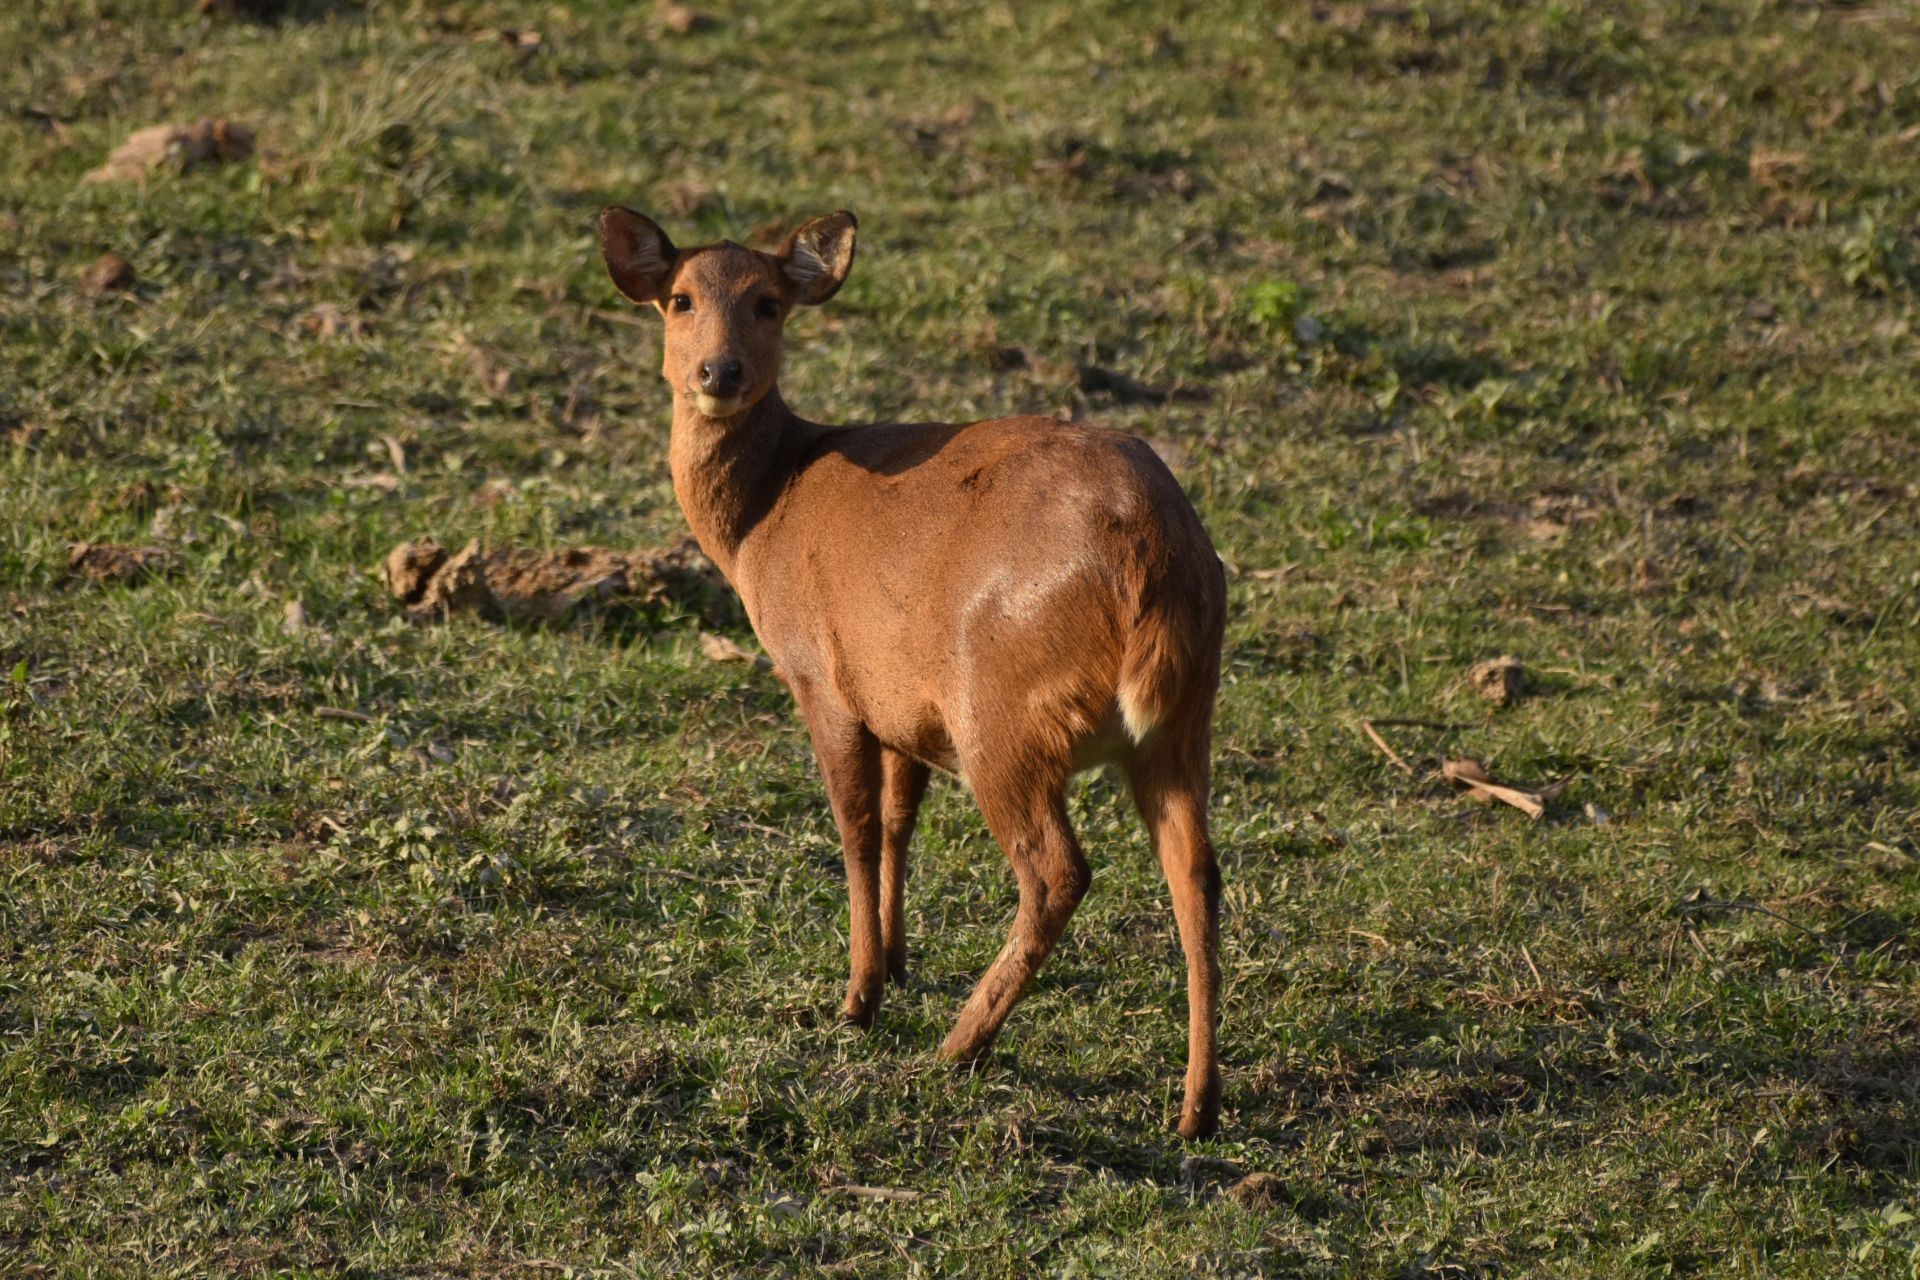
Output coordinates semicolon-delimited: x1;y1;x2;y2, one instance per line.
669;293;693;313
755;296;781;320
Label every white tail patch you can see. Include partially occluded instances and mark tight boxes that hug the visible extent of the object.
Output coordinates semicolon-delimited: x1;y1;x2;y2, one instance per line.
1118;682;1159;743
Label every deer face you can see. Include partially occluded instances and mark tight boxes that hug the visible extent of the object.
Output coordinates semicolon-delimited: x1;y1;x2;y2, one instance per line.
600;208;857;420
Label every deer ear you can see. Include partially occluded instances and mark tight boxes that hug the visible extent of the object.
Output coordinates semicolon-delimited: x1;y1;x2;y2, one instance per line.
779;210;857;306
600;206;677;305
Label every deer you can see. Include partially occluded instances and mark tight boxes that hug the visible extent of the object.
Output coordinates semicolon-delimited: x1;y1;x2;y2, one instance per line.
599;205;1228;1138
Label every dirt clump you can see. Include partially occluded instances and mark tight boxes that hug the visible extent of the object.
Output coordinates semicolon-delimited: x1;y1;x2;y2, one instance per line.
1466;655;1524;705
68;542;176;584
79;253;136;297
384;535;734;626
657;4;713;34
1225;1172;1289;1209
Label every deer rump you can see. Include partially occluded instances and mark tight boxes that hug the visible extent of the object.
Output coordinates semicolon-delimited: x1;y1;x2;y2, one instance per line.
735;415;1225;782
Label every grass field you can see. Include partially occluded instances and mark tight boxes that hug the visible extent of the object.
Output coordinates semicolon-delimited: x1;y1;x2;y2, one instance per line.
4;1;1920;1275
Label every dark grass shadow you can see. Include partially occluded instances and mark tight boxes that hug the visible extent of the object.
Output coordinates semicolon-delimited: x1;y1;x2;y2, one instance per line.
195;0;366;24
1233;1013;1920;1180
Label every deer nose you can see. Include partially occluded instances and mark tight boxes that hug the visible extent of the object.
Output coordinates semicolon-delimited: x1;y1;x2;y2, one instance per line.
698;359;744;396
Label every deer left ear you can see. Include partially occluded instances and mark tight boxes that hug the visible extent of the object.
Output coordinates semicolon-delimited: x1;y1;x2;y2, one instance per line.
779;210;857;306
600;206;677;305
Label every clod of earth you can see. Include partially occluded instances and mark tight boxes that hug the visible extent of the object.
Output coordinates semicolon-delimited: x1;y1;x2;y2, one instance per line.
83;119;255;185
1466;655;1525;705
67;542;175;584
79;253;136;297
383;536;735;627
1224;1172;1290;1210
1442;757;1566;820
657;3;713;34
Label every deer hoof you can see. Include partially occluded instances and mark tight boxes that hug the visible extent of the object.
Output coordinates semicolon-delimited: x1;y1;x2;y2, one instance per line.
1176;1088;1222;1140
841;987;880;1029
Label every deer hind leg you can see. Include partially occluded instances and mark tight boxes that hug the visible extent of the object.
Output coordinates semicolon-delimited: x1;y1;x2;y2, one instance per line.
940;760;1089;1062
879;748;931;986
798;703;887;1027
1128;734;1223;1139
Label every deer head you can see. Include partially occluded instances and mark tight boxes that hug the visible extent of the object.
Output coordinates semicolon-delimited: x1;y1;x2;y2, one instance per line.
599;207;857;419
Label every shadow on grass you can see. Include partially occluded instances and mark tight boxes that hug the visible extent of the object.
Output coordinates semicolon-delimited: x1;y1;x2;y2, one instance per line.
1236;1013;1920;1179
196;0;366;24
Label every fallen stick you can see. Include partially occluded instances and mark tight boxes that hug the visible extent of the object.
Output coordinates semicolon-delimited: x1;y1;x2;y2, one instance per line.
1357;719;1414;774
1441;758;1564;820
829;1184;922;1202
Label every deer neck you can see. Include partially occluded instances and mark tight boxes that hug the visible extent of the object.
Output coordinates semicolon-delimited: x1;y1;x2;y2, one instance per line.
667;385;804;585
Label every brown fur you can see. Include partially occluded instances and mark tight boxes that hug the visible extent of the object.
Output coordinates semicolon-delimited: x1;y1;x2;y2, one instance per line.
600;206;1228;1138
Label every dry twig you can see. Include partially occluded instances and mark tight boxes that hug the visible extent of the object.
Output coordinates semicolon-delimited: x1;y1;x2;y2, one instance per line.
1442;758;1565;819
1357;719;1414;774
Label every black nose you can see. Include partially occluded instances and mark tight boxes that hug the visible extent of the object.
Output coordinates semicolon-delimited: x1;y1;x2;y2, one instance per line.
699;359;744;396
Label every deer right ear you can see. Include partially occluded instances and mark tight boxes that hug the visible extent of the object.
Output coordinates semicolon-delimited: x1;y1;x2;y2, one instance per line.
600;207;677;305
779;210;857;306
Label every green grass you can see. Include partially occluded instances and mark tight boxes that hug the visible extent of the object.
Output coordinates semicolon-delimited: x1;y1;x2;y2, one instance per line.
3;0;1919;1275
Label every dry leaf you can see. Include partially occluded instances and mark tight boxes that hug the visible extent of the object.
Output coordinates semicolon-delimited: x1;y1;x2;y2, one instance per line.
466;346;512;398
341;472;401;492
1631;557;1665;595
699;631;773;673
84;119;254;184
298;304;374;340
1747;147;1806;191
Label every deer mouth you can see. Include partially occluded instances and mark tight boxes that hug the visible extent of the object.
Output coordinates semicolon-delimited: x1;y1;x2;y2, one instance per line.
689;390;750;418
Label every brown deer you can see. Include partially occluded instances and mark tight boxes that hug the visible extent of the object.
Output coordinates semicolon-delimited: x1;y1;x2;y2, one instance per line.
599;206;1228;1138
